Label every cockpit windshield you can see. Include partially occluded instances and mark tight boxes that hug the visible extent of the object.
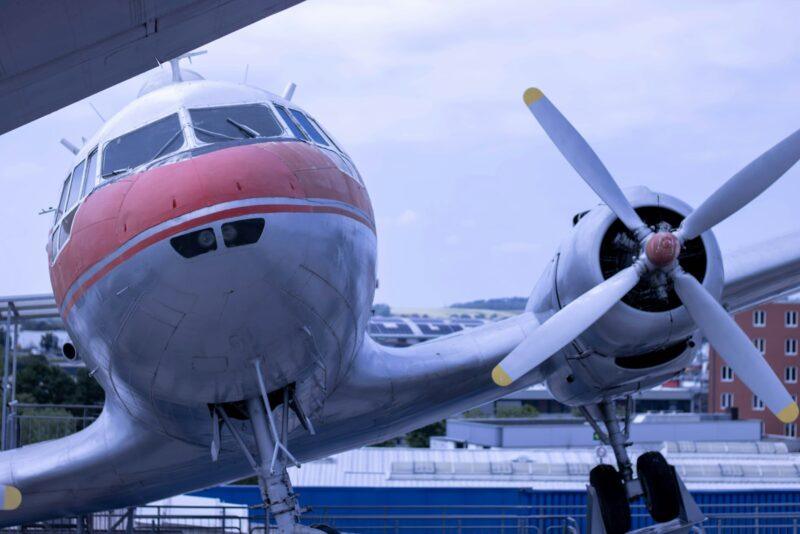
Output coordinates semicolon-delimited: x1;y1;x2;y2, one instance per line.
102;113;184;177
189;104;283;144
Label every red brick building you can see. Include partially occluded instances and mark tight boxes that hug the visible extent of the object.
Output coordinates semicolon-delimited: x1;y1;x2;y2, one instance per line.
709;299;800;437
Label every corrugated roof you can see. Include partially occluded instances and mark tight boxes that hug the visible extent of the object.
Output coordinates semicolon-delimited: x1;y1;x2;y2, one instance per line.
288;444;800;491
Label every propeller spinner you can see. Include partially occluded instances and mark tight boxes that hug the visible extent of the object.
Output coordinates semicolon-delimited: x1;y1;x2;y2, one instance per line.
492;88;800;424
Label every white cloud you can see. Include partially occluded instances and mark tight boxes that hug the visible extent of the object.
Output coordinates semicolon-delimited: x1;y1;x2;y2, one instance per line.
2;0;800;305
493;241;539;254
396;209;420;227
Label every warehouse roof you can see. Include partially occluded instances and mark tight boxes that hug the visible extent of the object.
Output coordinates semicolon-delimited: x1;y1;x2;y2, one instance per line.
288;443;800;491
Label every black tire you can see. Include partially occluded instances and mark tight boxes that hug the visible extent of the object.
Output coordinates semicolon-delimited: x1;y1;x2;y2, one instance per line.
311;524;341;534
637;451;680;523
590;464;631;534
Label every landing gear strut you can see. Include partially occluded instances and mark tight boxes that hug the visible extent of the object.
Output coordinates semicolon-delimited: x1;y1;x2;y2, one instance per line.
215;361;331;534
583;398;704;533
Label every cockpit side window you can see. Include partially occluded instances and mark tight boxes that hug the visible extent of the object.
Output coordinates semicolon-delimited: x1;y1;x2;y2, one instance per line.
102;113;184;178
289;109;329;146
309;116;345;154
65;159;86;211
189;104;283;144
81;149;98;198
274;105;308;141
55;174;71;222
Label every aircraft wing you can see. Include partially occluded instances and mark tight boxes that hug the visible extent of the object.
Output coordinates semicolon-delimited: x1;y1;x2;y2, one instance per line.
0;0;303;135
721;231;800;313
0;398;253;526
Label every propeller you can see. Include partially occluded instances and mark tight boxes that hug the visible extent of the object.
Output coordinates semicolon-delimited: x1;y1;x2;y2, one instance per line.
523;88;650;239
677;128;800;242
493;88;800;424
671;269;798;422
492;263;643;386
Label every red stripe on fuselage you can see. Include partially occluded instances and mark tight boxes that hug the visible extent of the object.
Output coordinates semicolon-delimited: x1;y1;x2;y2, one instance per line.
61;203;373;316
50;141;374;311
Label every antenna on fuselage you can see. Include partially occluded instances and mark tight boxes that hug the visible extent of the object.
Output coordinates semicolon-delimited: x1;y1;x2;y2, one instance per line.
169;58;183;82
169;50;207;83
243;64;250;85
59;138;79;155
88;102;105;123
283;82;297;101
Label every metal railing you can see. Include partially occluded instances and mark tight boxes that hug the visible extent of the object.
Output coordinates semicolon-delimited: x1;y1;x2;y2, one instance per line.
18;504;262;533
13;501;800;533
5;402;101;448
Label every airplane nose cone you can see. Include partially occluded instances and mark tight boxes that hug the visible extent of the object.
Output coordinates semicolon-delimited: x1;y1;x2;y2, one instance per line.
645;232;679;267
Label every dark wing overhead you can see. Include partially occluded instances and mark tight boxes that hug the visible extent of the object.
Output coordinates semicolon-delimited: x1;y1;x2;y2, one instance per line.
0;0;304;135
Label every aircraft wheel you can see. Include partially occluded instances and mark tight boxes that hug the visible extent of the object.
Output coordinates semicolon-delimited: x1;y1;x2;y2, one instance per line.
637;451;680;523
311;524;341;534
590;464;631;534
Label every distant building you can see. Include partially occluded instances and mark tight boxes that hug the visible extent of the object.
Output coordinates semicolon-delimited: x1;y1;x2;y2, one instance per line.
197;443;800;532
436;412;762;450
709;297;800;438
368;315;492;347
493;380;706;416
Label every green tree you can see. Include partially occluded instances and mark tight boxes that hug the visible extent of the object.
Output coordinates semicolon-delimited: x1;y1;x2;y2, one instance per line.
73;368;104;405
15;405;76;446
406;420;445;448
39;332;59;354
372;303;391;317
495;404;539;418
16;355;77;405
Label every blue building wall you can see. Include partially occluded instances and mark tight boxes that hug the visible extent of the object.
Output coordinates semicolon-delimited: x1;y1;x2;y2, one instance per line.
194;485;800;532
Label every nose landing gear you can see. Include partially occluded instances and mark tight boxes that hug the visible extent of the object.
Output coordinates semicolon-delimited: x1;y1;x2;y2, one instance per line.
583;398;705;533
213;361;333;534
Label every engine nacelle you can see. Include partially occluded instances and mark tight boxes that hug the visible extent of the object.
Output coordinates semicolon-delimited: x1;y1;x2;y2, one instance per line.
528;186;723;359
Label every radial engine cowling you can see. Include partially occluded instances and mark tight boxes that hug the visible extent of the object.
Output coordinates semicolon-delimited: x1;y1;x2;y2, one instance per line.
531;186;723;359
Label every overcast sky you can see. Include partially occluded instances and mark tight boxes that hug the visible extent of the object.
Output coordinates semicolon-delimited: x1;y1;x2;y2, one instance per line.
1;1;799;307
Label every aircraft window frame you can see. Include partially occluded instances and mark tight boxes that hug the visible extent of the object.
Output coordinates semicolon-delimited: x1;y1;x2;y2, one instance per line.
187;103;285;145
55;174;72;222
274;104;308;141
65;159;87;214
81;148;99;198
288;109;329;146
50;229;60;261
309;116;346;154
318;145;364;186
101;113;186;179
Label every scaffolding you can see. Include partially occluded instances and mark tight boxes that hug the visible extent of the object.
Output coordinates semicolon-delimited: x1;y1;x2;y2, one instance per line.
0;294;61;451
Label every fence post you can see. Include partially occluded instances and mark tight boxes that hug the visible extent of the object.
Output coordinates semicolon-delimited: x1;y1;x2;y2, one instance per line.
1;312;12;450
755;504;759;531
125;507;134;534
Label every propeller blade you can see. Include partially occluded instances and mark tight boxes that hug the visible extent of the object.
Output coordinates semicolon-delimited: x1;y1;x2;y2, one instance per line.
492;264;642;387
523;87;648;236
672;270;799;423
679;128;800;241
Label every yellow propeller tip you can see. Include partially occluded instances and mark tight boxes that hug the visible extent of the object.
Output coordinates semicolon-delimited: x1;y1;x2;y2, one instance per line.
491;365;513;387
523;87;544;106
2;485;21;511
777;402;799;423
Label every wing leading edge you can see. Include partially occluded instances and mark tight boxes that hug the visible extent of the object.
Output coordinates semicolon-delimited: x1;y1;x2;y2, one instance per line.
0;399;250;526
721;231;800;313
